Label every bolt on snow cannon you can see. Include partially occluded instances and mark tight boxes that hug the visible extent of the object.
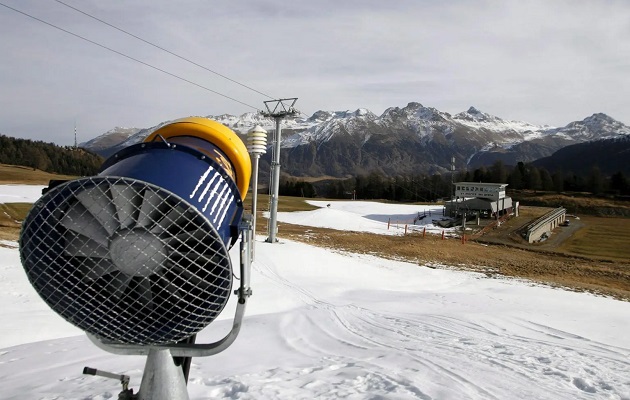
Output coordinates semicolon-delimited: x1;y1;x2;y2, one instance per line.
19;117;253;346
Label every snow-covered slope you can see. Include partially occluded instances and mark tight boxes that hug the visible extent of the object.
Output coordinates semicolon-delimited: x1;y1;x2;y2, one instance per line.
1;185;630;399
453;106;550;141
283;109;378;148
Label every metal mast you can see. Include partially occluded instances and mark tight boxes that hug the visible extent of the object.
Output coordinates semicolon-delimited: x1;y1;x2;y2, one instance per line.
262;98;298;243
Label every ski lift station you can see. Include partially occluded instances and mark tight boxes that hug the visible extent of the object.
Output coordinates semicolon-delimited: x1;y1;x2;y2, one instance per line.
445;182;514;219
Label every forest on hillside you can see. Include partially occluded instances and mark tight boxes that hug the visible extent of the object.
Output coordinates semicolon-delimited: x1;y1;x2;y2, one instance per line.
281;160;630;201
0;135;103;176
3;133;628;202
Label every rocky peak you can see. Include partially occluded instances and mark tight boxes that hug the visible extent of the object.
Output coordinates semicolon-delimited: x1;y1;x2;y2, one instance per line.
556;113;630;139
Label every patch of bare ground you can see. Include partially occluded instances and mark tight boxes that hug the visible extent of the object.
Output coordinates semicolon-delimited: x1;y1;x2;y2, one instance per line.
0;164;76;185
513;190;630;217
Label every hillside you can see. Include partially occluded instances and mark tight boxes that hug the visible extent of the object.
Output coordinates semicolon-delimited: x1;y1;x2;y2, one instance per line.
0;134;103;176
532;135;630;176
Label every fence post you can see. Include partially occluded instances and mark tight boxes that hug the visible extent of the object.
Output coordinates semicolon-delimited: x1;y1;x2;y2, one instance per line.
423;227;426;237
441;230;445;240
388;218;390;230
405;224;408;235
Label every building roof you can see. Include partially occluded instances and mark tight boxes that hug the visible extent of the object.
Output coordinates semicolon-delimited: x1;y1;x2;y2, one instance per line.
454;182;508;188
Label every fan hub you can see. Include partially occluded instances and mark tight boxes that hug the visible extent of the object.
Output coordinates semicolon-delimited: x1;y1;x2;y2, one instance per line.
109;229;166;277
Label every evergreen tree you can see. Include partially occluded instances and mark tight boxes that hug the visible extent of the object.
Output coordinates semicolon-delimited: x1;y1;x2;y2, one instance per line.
610;171;629;195
552;170;564;192
588;166;604;195
490;160;508;183
526;167;542;191
539;168;554;191
473;166;487;183
0;134;102;176
508;166;524;190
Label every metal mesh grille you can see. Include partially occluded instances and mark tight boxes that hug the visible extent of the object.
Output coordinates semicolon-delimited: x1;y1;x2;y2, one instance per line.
19;177;233;345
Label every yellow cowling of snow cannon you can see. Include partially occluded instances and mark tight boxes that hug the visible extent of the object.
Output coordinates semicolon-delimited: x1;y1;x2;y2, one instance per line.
145;117;251;198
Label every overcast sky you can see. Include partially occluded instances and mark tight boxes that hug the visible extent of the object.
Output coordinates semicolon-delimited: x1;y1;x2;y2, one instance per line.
1;0;629;145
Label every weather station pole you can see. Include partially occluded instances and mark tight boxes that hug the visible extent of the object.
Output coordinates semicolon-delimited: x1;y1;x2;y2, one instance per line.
263;98;299;243
247;125;268;258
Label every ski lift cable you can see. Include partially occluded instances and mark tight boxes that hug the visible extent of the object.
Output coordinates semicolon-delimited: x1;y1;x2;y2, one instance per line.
52;0;277;101
0;2;260;111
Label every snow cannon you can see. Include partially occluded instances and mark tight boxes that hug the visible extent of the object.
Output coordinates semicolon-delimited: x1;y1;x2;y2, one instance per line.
19;117;253;347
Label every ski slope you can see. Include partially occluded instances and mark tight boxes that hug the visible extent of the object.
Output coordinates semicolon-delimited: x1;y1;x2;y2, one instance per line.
275;200;451;236
1;185;629;399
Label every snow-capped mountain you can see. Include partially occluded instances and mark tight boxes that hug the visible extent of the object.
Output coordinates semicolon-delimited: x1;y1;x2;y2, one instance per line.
79;127;140;153
283;109;379;148
82;103;630;177
543;113;630;140
452;106;549;135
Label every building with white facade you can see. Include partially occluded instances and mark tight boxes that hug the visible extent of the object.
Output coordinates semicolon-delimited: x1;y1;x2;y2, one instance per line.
445;182;513;219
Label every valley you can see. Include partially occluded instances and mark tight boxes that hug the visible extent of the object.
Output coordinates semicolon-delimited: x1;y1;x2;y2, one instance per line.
2;165;629;301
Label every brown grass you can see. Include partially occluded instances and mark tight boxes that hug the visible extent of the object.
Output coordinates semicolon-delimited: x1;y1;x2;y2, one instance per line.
556;216;630;261
278;222;630;301
0;164;76;184
514;191;630;216
0;203;32;242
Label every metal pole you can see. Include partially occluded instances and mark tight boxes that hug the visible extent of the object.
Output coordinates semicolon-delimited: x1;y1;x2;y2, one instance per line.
267;116;282;243
137;349;190;400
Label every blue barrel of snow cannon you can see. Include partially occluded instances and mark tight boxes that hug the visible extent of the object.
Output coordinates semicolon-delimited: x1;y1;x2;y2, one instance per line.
99;117;251;247
19;117;252;345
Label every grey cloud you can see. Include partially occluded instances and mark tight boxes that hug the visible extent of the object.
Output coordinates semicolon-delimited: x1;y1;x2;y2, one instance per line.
0;0;628;145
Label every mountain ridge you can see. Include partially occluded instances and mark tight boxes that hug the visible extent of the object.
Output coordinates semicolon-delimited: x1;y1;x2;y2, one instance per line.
80;102;630;177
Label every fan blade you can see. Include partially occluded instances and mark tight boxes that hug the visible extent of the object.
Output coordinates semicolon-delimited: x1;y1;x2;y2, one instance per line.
64;232;109;258
151;274;183;301
107;273;134;302
150;205;192;236
169;249;223;267
136;278;154;309
171;265;220;292
110;184;142;229
136;189;165;228
166;229;207;251
60;202;109;247
75;185;119;235
77;257;118;281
